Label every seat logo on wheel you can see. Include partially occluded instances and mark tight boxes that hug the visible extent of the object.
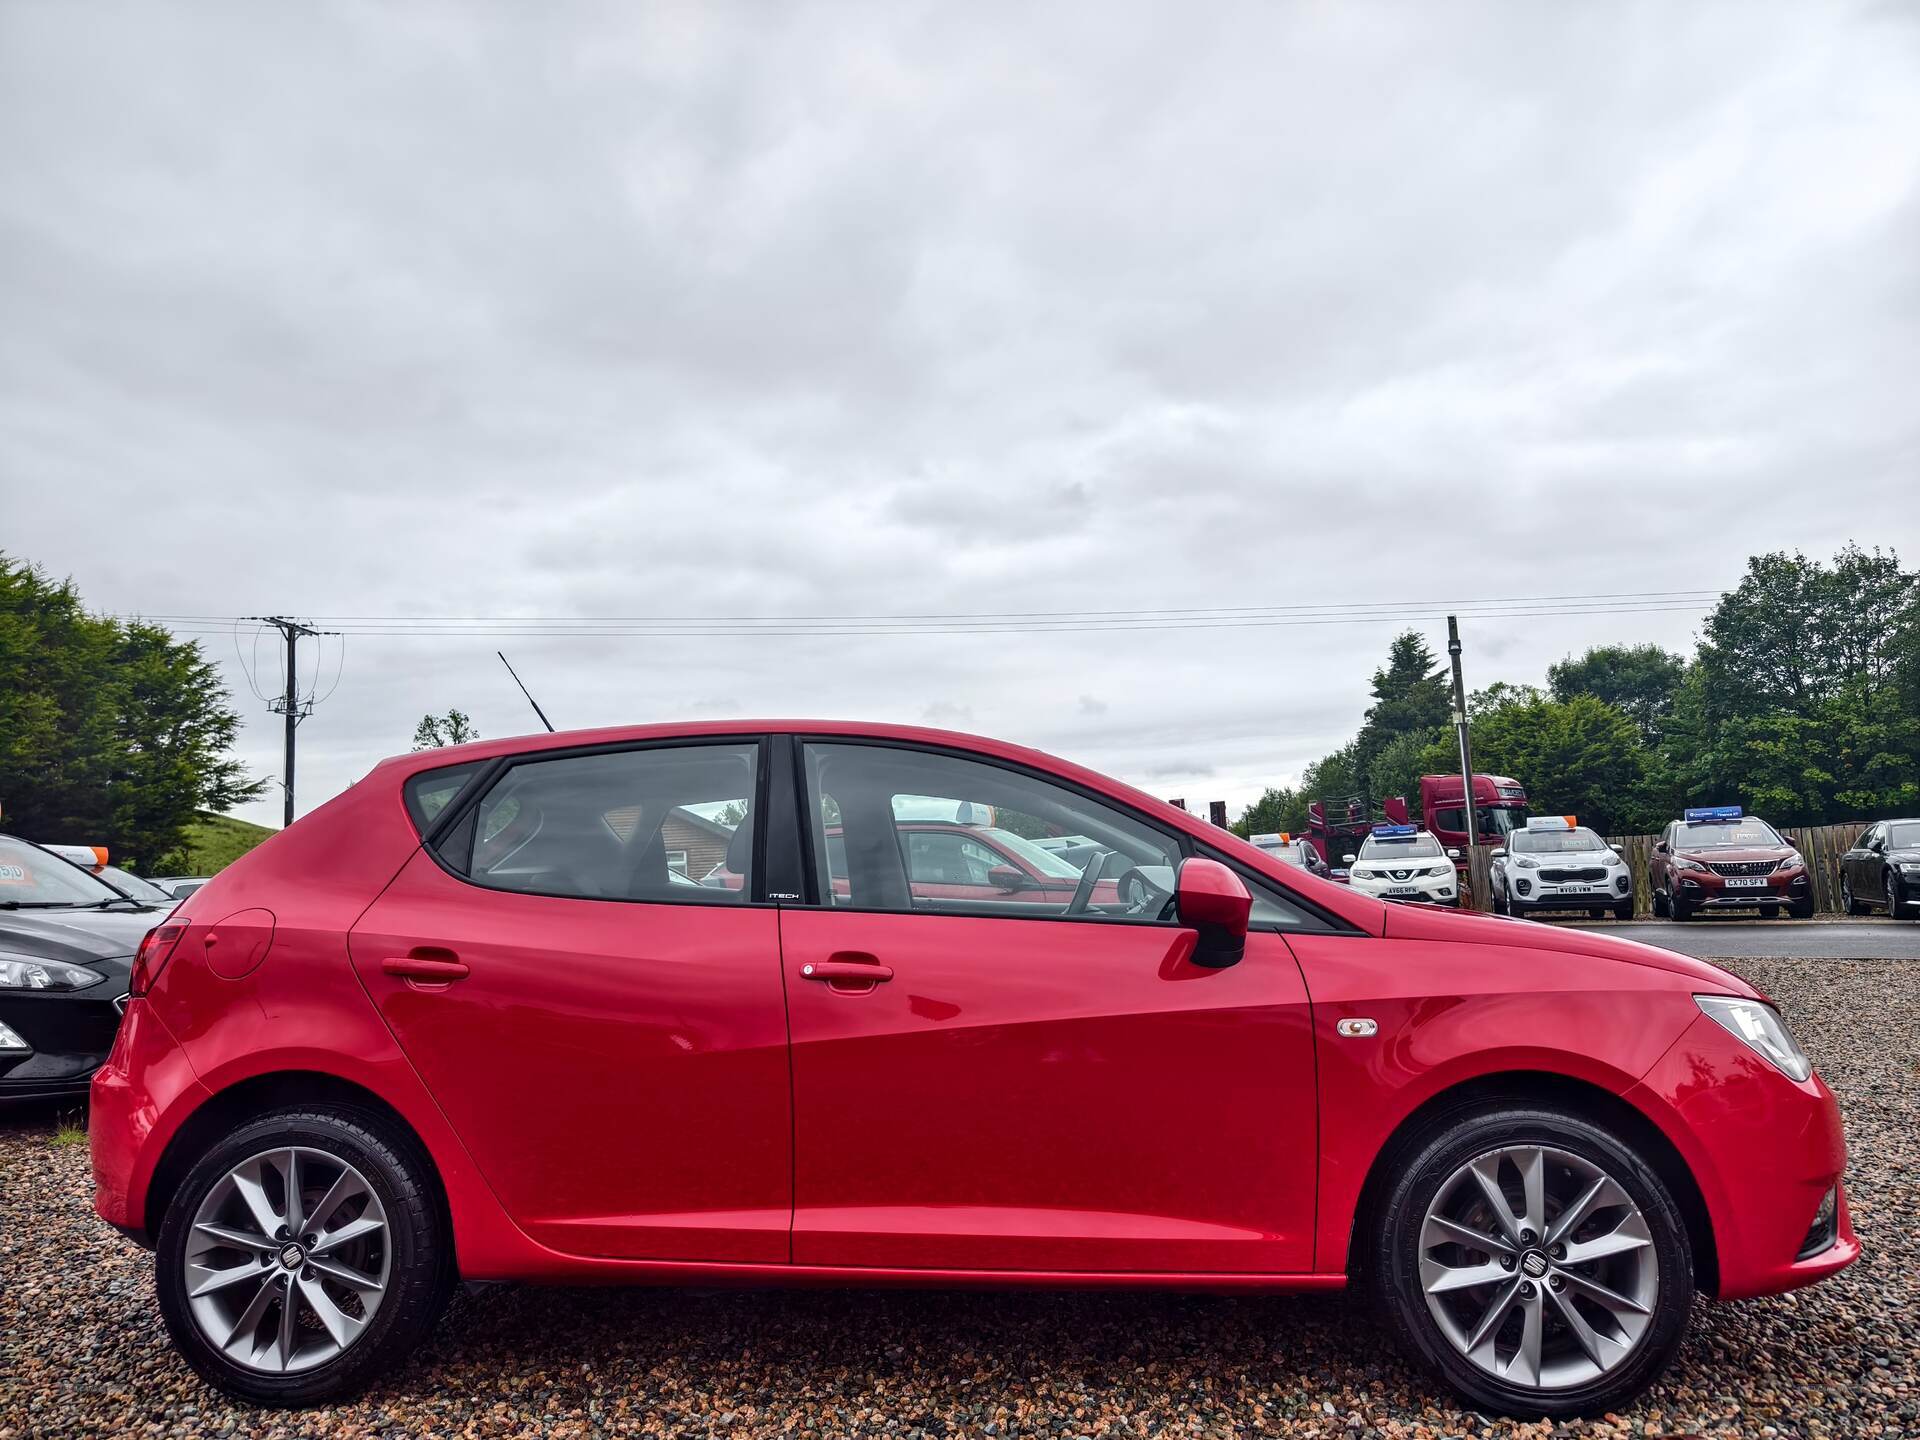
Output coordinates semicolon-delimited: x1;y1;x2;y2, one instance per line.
278;1242;304;1270
1520;1249;1549;1278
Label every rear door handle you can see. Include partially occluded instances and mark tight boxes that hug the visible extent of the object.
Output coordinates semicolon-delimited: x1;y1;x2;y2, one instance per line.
382;953;470;984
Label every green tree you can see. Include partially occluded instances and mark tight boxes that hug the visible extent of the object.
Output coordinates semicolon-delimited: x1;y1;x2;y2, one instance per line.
1366;727;1445;811
0;555;263;868
1445;690;1650;836
1547;644;1687;745
1231;785;1309;838
412;709;479;749
1352;631;1450;782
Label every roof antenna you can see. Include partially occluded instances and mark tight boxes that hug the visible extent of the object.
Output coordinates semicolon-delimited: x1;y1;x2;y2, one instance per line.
497;650;556;733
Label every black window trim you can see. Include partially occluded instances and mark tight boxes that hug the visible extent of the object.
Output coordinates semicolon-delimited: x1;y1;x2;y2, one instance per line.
417;734;776;909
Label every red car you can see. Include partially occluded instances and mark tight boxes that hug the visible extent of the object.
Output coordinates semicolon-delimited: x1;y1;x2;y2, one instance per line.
1650;806;1814;921
90;722;1855;1416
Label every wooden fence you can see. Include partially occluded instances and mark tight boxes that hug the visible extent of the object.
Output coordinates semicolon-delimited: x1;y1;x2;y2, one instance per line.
1457;821;1872;916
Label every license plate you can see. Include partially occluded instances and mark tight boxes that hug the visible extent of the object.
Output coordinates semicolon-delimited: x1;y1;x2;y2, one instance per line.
1724;877;1768;889
1551;886;1594;895
1385;887;1419;896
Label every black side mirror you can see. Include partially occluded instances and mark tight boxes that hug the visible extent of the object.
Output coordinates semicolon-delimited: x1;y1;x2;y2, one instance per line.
988;865;1029;893
1654;841;1669;854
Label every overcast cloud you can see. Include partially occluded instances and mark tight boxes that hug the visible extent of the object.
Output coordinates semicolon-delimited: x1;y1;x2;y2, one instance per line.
3;0;1917;828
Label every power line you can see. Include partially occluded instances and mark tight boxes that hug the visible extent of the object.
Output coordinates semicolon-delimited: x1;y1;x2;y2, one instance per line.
243;617;341;828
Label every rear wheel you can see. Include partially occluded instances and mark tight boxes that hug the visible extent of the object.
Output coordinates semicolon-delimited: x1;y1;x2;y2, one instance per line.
155;1107;448;1406
1370;1106;1693;1418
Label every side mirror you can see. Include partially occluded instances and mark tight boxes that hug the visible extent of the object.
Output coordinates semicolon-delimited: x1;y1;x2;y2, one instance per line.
1447;848;1463;861
987;865;1029;893
1781;834;1798;849
1175;857;1251;968
1489;847;1506;860
1342;852;1358;864
1654;841;1669;854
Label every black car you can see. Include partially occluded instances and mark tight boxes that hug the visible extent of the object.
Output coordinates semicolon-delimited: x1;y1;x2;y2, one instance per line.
1;833;168;1102
1840;818;1920;919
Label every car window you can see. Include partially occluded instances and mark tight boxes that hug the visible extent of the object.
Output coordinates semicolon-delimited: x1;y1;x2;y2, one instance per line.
0;835;123;905
448;743;758;903
1509;827;1606;854
1887;821;1920;848
802;742;1180;921
404;762;483;834
1359;833;1445;860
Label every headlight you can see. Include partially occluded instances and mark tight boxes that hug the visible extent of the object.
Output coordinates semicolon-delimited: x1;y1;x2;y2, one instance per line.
1696;995;1812;1082
0;955;107;992
1900;862;1920;874
1672;856;1706;872
1423;865;1451;877
1514;857;1540;870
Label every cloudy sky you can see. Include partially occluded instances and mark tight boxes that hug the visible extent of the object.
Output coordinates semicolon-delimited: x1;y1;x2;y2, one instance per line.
4;0;1917;829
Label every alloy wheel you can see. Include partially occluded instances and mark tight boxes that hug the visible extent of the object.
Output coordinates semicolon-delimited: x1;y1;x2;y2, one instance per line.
182;1146;391;1374
1418;1144;1658;1391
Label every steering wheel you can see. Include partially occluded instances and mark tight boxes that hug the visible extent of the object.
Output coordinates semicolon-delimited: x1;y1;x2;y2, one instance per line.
1117;865;1173;918
1063;848;1114;917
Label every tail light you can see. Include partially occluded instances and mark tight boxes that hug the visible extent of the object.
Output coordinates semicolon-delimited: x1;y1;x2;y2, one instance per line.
130;920;190;997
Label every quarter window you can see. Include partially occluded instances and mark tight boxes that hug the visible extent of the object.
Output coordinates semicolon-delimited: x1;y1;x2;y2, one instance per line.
802;743;1180;921
445;743;758;903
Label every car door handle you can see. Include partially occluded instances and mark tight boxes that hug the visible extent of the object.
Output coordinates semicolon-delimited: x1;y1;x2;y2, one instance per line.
382;953;470;983
799;960;894;983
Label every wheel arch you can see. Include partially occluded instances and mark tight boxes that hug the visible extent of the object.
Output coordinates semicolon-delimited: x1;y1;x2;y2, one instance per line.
1347;1069;1719;1297
143;1069;453;1265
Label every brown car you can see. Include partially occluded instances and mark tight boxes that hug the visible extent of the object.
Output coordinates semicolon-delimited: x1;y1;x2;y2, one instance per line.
1650;806;1813;921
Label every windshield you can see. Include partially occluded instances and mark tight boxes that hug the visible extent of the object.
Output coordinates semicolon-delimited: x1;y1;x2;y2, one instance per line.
1272;848;1309;867
1680;818;1784;849
1360;833;1445;860
1887;821;1920;849
0;835;125;905
99;865;174;903
1510;827;1608;854
975;827;1086;879
1434;805;1524;837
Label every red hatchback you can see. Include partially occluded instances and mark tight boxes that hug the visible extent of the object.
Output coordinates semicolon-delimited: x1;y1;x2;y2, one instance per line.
90;722;1856;1415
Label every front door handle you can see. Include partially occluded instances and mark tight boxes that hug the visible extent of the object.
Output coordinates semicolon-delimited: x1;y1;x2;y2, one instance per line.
799;959;894;984
382;953;470;984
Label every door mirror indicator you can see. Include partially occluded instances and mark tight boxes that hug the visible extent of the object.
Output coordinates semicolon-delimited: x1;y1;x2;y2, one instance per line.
1175;857;1251;969
987;865;1029;893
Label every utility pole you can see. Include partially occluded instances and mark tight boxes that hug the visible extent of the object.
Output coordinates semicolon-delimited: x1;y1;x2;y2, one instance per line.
1446;615;1480;861
245;616;336;828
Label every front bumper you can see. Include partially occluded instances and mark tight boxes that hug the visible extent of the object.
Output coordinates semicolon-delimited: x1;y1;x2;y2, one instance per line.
1509;868;1632;910
1676;867;1811;910
0;987;126;1103
1347;874;1458;905
1628;1011;1858;1300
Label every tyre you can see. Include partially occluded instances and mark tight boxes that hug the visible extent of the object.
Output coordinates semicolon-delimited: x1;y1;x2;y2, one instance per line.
1611;899;1633;922
155;1106;449;1406
1842;874;1866;916
1886;871;1908;919
1650;889;1669;919
1669;891;1691;922
1789;897;1815;919
1587;908;1605;920
1369;1105;1694;1418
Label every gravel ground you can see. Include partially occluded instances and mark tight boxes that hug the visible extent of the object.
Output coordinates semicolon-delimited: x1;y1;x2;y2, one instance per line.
2;955;1913;1440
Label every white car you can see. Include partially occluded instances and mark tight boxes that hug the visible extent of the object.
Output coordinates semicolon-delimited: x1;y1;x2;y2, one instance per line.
1491;816;1634;920
1342;825;1460;905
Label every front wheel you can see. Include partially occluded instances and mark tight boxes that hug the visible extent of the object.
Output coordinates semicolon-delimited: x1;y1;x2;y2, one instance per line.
1886;871;1908;918
1843;874;1866;916
1612;898;1634;921
1370;1107;1694;1418
1669;891;1692;922
155;1106;449;1406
